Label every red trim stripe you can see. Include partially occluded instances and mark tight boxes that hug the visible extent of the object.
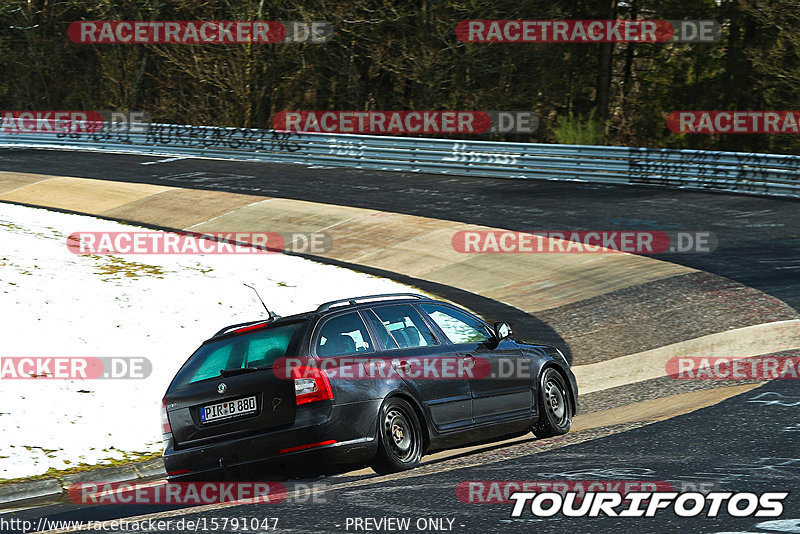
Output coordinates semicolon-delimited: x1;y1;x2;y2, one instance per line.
279;440;337;454
167;469;190;476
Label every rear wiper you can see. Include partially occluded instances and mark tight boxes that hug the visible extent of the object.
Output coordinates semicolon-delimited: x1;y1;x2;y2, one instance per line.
219;367;266;377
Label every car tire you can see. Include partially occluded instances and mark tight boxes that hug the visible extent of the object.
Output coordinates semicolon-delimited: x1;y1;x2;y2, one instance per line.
532;367;572;438
370;397;423;474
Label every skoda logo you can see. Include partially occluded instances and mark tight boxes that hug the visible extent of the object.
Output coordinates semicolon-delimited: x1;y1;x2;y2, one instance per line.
217;383;227;394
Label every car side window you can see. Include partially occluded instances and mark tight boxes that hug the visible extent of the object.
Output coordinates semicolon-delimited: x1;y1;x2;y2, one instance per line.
419;304;493;344
371;304;438;348
316;312;373;357
364;310;399;350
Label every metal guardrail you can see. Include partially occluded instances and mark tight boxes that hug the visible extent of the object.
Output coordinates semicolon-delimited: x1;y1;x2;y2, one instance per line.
1;123;799;198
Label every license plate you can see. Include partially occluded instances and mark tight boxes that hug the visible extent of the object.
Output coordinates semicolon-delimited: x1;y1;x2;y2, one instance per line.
200;396;257;423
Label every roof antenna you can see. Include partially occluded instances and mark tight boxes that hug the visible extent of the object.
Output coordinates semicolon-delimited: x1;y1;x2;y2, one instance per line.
243;283;280;321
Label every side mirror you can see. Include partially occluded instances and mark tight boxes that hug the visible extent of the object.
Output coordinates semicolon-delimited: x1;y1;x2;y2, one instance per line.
494;322;512;340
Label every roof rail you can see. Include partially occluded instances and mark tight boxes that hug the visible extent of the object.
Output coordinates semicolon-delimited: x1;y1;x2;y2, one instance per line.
316;293;429;313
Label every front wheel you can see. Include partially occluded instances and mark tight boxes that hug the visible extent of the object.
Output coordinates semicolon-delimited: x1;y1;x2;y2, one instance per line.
370;398;423;474
532;367;572;438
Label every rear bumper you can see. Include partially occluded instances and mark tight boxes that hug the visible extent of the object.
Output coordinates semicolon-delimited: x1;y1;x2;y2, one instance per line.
164;399;381;480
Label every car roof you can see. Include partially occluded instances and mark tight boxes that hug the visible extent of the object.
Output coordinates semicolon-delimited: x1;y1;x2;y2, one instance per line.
315;293;432;313
207;293;438;342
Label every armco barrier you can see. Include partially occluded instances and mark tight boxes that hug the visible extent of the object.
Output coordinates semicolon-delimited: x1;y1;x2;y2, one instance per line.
1;123;799;198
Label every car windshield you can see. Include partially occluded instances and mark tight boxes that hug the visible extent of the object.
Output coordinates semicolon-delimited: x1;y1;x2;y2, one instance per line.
171;321;306;388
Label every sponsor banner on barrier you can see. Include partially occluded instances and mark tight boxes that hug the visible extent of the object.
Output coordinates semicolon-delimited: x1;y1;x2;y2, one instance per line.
451;231;716;254
456;20;720;43
668;111;800;134
66;231;333;255
667;356;800;380
0;357;150;379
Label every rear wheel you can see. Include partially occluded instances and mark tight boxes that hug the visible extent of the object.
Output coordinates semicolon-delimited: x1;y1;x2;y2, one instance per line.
371;398;423;474
532;367;572;438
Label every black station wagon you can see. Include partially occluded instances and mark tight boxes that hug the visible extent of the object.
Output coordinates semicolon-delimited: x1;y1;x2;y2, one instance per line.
161;293;578;480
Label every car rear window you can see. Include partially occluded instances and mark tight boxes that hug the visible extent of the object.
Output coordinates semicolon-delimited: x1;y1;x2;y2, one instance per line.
171;321;306;388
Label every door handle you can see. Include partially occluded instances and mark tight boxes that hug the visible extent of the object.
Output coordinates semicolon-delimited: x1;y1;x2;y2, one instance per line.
461;353;483;378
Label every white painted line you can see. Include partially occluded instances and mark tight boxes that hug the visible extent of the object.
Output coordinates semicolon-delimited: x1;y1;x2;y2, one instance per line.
573;319;800;394
140;157;187;165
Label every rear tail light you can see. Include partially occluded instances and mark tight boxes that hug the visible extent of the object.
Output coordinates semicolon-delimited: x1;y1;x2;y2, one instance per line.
231;322;268;335
292;366;333;405
161;396;172;434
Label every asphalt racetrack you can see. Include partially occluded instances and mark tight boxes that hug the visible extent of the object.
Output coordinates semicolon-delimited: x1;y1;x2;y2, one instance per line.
0;147;798;533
